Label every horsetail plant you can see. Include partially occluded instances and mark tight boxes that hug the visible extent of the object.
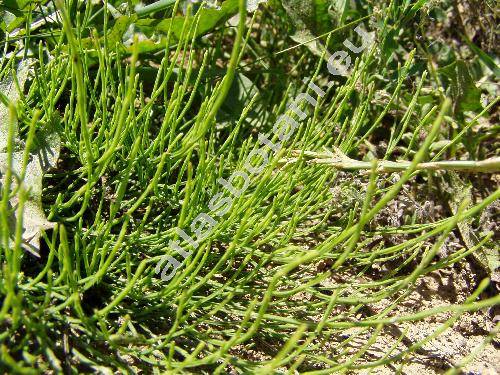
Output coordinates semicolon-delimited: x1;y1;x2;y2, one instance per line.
0;0;499;372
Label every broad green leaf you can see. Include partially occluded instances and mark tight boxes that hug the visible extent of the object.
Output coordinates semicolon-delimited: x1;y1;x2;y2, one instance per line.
439;60;482;115
137;0;239;41
2;0;32;11
4;15;25;33
218;72;261;125
0;59;60;257
465;39;500;78
81;15;138;49
81;0;244;54
108;15;138;46
282;0;337;59
289;29;327;59
132;0;257;53
282;0;331;34
446;173;498;275
454;60;483;113
1;6;23;33
1;0;33;32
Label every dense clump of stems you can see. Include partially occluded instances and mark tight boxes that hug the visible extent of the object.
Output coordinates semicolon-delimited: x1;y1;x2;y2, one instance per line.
0;0;498;372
